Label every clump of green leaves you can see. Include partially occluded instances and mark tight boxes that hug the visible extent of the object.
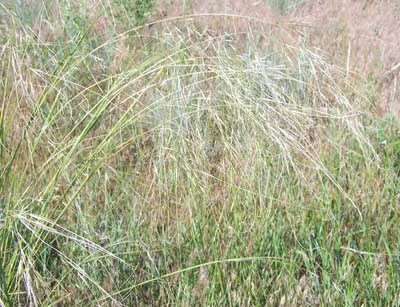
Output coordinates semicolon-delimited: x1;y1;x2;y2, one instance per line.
135;0;154;24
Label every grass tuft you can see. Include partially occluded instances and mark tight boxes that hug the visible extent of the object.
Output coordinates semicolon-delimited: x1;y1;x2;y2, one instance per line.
0;1;399;306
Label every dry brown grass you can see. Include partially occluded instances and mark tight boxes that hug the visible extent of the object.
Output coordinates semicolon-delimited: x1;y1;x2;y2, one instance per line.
295;0;400;114
19;0;400;113
152;0;400;115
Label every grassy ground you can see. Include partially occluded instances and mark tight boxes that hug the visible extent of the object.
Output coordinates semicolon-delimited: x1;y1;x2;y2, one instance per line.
1;1;400;306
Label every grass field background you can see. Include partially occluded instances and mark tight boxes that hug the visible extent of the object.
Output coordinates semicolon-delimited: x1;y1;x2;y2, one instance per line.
1;0;400;305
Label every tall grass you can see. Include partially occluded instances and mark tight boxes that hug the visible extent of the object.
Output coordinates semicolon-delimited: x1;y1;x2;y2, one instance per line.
0;1;399;306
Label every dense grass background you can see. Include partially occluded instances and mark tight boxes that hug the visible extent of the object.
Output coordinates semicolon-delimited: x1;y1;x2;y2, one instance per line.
1;0;400;306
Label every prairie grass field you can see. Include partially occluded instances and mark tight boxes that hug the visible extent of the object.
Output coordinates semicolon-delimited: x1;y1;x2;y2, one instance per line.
0;0;400;306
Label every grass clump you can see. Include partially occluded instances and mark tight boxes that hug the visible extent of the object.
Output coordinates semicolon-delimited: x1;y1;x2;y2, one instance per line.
0;2;399;306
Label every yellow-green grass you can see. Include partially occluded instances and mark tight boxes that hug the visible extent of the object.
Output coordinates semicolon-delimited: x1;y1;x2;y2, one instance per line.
0;1;399;306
